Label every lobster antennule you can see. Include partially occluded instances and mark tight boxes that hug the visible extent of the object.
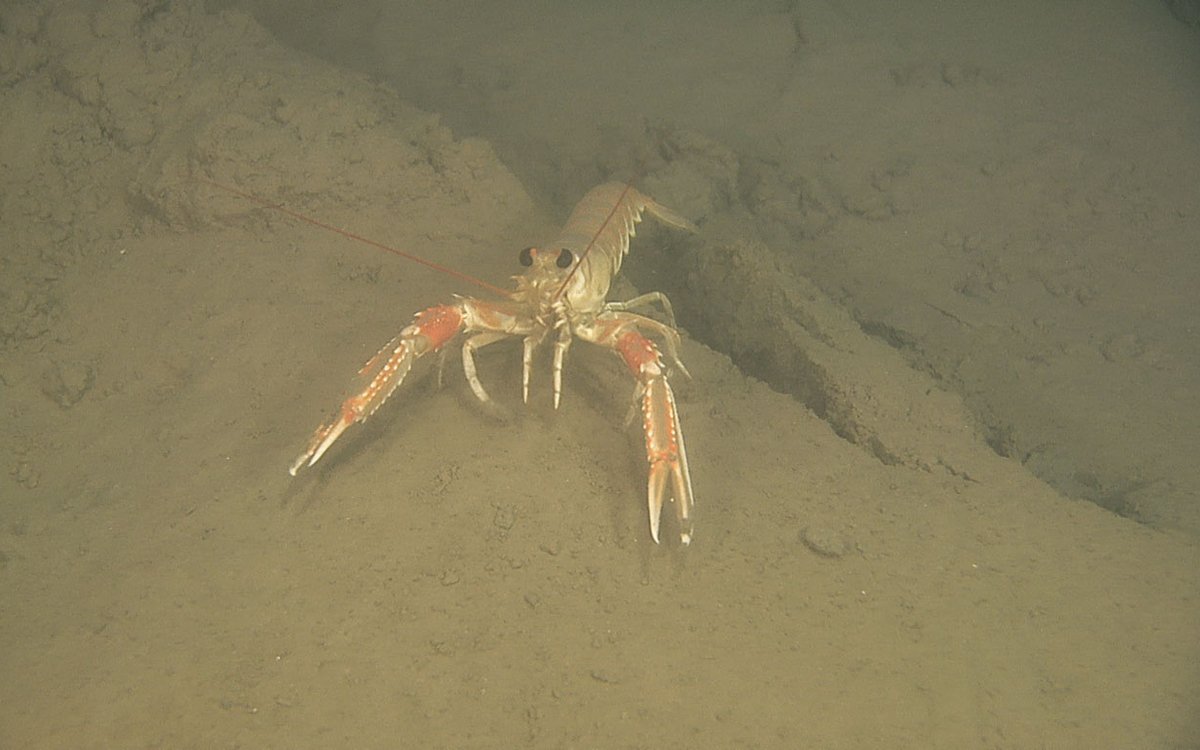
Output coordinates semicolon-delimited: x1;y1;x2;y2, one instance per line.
197;177;510;297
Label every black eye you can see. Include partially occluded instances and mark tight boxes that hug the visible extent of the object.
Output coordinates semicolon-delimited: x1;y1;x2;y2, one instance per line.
556;248;574;269
519;247;534;267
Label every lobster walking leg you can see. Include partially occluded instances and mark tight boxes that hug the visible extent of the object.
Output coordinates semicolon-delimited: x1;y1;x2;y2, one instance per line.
462;331;510;412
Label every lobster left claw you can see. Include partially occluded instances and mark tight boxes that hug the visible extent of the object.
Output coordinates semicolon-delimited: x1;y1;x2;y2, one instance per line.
642;376;695;545
607;326;695;545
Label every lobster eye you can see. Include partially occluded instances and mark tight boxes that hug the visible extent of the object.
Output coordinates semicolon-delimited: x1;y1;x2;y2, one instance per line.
518;247;534;267
556;248;574;269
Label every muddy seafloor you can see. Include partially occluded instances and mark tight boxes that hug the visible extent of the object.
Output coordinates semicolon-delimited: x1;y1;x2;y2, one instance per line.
1;1;1198;748
244;0;1200;536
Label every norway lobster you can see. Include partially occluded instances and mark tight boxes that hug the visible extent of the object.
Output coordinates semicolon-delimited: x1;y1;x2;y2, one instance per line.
288;182;698;545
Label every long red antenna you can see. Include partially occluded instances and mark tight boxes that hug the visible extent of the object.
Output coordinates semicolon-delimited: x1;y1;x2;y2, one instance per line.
551;181;633;304
198;177;511;297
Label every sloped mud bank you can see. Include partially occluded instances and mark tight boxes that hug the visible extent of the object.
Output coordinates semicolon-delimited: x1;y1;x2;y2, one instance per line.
1;2;1197;748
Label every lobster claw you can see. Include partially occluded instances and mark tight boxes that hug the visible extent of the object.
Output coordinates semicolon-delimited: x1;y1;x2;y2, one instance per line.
289;304;466;476
641;372;695;546
288;332;419;476
599;325;696;545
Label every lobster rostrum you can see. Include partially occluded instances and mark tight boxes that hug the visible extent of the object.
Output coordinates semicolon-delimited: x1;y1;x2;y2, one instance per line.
288;182;698;545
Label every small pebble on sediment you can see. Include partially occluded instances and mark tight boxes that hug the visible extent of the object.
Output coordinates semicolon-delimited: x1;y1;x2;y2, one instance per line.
800;525;848;558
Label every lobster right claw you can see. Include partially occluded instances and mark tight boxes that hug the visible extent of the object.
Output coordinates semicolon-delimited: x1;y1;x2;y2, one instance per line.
289;304;466;475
